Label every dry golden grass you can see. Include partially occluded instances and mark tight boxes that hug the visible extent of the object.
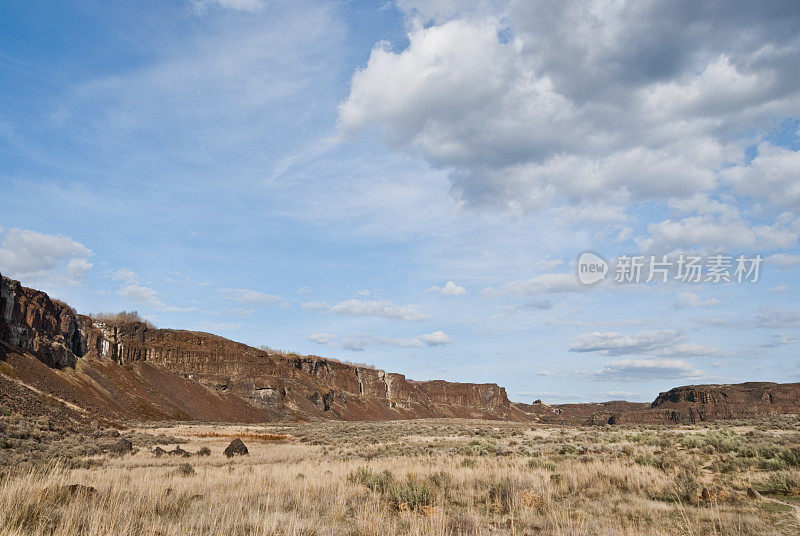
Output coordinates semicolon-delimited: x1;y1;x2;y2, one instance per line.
1;419;798;535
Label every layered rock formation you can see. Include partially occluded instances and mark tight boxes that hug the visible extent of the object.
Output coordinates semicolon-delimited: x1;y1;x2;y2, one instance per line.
2;273;799;425
0;273;520;422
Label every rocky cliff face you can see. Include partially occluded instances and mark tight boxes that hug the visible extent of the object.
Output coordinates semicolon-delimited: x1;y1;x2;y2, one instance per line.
2;273;799;425
0;275;87;368
0;273;518;422
649;382;800;424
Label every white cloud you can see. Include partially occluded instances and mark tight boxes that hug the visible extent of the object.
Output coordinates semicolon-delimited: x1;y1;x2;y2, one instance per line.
767;253;800;268
575;359;704;382
426;280;466;296
723;143;800;209
569;329;726;359
420;330;452;346
340;3;800;214
191;0;264;13
111;268;192;312
756;307;800;329
0;228;93;286
307;330;451;351
307;333;336;345
636;209;799;255
301;299;430;321
67;258;93;280
223;288;284;305
112;268;139;285
770;285;790;294
570;330;684;356
675;292;720;309
483;273;583;297
297;286;312;294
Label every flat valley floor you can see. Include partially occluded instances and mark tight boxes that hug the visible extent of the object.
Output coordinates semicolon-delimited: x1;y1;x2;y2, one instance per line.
1;418;800;535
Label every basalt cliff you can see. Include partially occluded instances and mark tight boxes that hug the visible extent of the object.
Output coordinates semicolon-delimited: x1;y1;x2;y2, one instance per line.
0;273;518;422
1;273;798;425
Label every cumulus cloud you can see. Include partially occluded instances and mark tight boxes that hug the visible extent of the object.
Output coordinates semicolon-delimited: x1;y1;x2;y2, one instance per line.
307;333;337;345
575;359;704;382
112;268;192;312
307;330;452;351
420;330;452;346
569;330;725;358
339;2;800;214
767;253;800;268
191;0;263;13
223;288;284;305
301;299;430;321
426;281;466;296
0;228;93;286
570;330;684;356
482;273;583;297
675;292;720;309
723;143;800;209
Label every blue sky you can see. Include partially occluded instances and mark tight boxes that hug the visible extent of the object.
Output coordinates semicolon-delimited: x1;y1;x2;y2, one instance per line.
2;0;800;403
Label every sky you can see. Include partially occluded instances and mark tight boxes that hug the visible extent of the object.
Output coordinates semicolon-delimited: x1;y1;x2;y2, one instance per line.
1;0;799;404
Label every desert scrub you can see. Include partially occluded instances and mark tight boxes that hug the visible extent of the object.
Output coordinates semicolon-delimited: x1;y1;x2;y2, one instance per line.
348;466;394;492
759;470;800;494
387;478;433;511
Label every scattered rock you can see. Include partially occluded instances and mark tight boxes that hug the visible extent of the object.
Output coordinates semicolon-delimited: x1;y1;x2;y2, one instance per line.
746;487;761;500
108;438;133;455
224;438;249;458
153;446;166;457
177;463;195;476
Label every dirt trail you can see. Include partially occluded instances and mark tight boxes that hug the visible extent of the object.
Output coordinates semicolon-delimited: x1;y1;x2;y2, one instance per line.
764;496;800;526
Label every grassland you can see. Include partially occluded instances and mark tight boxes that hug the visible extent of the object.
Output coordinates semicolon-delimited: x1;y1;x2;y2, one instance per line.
1;417;799;535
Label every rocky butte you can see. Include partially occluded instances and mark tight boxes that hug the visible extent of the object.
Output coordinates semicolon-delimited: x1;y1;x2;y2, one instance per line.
1;272;799;425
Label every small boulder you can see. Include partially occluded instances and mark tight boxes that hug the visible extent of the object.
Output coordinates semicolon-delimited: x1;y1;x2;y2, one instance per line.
109;438;133;455
177;463;195;476
746;487;761;500
168;446;191;458
224;438;249;458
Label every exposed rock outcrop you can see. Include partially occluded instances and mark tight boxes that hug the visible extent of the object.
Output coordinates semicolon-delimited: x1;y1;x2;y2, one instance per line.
2;273;799;425
0;273;521;422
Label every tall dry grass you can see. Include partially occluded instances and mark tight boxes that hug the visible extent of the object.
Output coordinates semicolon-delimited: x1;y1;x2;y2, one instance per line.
0;421;795;535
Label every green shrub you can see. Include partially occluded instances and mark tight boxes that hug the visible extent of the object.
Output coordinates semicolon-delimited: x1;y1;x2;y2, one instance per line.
469;440;497;456
460;458;477;468
348;467;394;493
488;478;514;513
760;471;800;494
388;479;433;511
635;452;658;467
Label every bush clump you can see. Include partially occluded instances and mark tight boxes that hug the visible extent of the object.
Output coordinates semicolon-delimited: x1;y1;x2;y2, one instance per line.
388;478;433;511
348;467;394;493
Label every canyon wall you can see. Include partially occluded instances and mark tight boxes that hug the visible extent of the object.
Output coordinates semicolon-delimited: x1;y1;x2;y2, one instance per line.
0;273;519;422
2;273;799;425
